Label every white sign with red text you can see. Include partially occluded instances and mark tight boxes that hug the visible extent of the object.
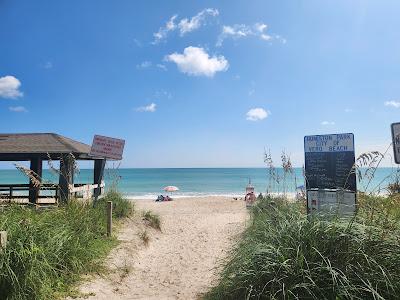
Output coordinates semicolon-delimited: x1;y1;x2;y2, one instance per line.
90;135;125;160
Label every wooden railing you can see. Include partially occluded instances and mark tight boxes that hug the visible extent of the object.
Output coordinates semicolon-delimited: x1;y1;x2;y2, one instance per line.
0;183;59;204
0;181;104;204
70;182;105;199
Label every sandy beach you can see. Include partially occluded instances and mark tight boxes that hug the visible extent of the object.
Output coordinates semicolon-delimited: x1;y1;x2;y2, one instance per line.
77;196;248;300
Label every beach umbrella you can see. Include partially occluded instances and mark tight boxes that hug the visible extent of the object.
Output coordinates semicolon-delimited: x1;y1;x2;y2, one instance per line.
163;186;179;192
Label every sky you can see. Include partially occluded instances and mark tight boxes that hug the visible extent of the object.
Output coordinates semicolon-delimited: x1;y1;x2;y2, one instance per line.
0;0;400;168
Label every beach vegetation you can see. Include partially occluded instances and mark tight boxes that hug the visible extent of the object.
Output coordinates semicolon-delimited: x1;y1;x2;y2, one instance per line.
0;191;134;300
206;146;400;299
139;230;150;246
142;210;161;230
95;189;134;218
204;193;400;299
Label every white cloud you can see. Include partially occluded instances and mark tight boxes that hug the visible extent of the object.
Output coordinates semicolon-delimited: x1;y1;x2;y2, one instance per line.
344;108;353;113
153;15;178;44
0;75;23;99
40;61;53;69
153;9;218;43
217;23;283;46
246;108;270;121
218;25;252;45
274;35;287;44
260;34;272;41
136;61;152;69
321;121;335;126
9;106;27;112
255;22;267;33
155;90;172;99
165;46;229;77
136;103;157;112
133;38;142;47
384;100;400;108
156;64;167;71
178;8;219;35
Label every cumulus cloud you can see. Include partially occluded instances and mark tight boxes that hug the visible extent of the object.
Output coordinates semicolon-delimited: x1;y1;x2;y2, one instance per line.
0;75;23;99
321;121;335;126
165;46;228;77
9;106;27;112
136;103;157;112
153;8;218;43
217;22;284;46
384;100;400;108
246;108;270;121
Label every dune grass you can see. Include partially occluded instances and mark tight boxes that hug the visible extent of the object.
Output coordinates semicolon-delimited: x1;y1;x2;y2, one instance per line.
142;210;161;230
0;190;133;300
204;194;400;300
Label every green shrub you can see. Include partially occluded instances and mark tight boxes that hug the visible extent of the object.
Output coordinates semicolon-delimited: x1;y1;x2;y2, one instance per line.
96;189;134;218
0;190;133;300
205;196;400;300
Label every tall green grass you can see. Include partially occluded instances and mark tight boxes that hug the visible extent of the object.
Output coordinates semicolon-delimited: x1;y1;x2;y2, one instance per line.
0;191;133;300
205;195;400;300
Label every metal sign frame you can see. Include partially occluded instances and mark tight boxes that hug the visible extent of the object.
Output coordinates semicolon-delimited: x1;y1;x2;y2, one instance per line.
391;122;400;164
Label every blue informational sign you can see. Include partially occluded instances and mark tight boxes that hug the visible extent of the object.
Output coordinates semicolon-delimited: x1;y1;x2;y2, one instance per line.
304;133;356;215
304;133;356;191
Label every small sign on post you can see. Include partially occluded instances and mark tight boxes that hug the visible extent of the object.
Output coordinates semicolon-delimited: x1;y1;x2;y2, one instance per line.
0;231;7;249
391;123;400;164
107;201;112;237
304;133;356;215
90;135;125;160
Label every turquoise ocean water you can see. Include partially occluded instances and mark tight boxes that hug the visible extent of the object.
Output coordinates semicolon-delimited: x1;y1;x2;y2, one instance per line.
0;168;398;199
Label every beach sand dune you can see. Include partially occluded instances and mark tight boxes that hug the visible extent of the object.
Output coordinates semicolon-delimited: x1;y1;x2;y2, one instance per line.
77;196;248;300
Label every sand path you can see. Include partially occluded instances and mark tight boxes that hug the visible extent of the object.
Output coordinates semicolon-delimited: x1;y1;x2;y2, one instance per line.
77;197;248;300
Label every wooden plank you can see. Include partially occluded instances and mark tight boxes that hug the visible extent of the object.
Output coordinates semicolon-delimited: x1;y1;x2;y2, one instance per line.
70;183;104;193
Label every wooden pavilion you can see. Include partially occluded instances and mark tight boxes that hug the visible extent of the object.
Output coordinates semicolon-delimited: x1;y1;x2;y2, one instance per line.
0;133;106;204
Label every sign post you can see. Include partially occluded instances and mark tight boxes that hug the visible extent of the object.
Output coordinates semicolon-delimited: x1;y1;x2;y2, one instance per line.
391;123;400;164
304;133;356;215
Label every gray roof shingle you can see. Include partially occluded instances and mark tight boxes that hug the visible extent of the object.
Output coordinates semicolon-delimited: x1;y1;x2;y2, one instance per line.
0;133;91;154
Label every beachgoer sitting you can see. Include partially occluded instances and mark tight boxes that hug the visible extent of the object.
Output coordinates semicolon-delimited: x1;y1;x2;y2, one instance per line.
164;195;172;201
156;195;164;202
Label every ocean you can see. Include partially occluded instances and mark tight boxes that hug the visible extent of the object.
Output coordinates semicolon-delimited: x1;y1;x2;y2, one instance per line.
0;167;398;199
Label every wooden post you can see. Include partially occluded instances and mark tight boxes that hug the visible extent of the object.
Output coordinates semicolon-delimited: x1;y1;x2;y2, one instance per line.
0;231;7;249
107;201;112;237
59;154;75;203
29;157;43;204
94;159;106;202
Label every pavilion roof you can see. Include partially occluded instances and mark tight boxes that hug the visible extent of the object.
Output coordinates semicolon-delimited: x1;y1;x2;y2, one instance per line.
0;133;97;160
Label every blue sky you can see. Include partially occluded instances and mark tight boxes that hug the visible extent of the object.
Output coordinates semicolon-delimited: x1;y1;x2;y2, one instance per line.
1;0;399;168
